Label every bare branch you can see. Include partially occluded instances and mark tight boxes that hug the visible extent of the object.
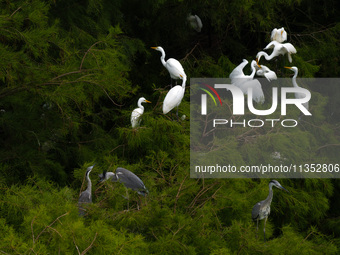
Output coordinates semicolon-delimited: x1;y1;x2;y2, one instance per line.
80;41;104;70
81;232;98;255
34;212;69;243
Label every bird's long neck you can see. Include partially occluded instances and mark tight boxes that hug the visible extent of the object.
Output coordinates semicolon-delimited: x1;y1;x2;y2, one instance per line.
265;183;274;205
138;101;144;111
159;48;166;66
250;62;256;79
86;171;92;194
181;76;187;89
257;52;269;62
106;172;118;182
292;70;298;88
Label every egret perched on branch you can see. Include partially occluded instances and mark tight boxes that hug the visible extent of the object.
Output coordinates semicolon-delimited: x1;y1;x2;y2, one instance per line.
284;66;309;110
78;165;95;216
271;27;287;43
151;46;186;87
255;62;277;81
257;41;297;63
252;180;289;241
229;59;265;104
163;74;187;117
187;14;203;32
131;97;151;128
98;167;148;209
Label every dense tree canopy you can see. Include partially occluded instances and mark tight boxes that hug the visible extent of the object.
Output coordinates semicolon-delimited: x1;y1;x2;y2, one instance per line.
0;0;339;254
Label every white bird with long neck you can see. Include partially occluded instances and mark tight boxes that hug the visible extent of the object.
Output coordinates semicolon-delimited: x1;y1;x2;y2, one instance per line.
131;97;151;128
271;27;287;43
284;66;309;110
252;180;289;241
229;59;257;84
162;75;187;117
257;41;297;63
187;14;203;32
229;59;265;104
151;46;186;87
255;62;277;82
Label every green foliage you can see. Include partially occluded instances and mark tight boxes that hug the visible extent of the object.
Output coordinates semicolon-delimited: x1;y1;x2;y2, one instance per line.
0;0;339;254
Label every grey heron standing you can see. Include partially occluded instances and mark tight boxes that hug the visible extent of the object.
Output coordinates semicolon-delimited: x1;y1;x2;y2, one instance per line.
98;167;149;209
251;180;289;241
78;164;95;216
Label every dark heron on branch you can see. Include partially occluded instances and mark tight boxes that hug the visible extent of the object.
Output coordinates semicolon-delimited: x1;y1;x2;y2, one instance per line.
78;164;95;216
251;180;289;241
98;167;148;209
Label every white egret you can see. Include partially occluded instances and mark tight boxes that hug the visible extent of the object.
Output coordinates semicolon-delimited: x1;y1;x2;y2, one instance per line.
255;62;277;81
229;59;264;104
131;97;151;128
151;46;186;87
270;27;287;43
163;75;187;117
284;66;309;110
229;59;257;84
187;14;203;32
257;41;296;63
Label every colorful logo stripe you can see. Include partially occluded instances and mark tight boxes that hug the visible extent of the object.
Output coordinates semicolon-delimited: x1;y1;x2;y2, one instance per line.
199;83;223;106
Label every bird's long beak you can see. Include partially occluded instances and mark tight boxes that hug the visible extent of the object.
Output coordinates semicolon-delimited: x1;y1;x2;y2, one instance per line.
145;100;151;103
284;66;292;70
179;74;183;78
279;185;289;193
281;30;283;35
151;47;157;50
256;58;261;68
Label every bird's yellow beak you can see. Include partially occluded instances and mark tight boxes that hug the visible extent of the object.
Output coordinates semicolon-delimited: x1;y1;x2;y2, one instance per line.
281;30;283;35
256;58;261;68
284;66;292;70
145;100;152;103
151;47;157;50
179;74;183;78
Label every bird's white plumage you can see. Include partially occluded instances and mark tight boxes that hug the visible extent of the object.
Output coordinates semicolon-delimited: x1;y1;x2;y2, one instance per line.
187;14;203;32
285;66;309;110
270;27;287;43
229;59;252;84
131;97;151;128
257;41;297;63
255;64;277;81
163;76;186;114
229;60;264;104
151;46;186;81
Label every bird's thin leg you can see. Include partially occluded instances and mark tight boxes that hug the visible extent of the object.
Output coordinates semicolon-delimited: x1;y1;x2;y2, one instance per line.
176;106;179;121
125;188;129;211
256;218;259;239
170;78;173;89
263;218;266;242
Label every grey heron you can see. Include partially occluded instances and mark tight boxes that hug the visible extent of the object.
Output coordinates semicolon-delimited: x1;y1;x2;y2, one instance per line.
251;180;289;241
78;164;95;216
98;167;149;209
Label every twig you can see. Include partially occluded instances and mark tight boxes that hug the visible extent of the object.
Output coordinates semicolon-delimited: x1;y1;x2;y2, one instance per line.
9;6;22;18
34;212;69;243
81;232;98;255
174;175;188;214
80;41;103;70
73;235;81;255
